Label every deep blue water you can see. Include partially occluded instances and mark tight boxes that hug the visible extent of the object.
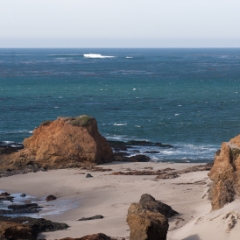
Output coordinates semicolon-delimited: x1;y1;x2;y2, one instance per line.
1;48;240;162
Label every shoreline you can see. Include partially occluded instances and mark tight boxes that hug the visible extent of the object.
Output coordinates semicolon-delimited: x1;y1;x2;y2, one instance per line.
0;161;213;239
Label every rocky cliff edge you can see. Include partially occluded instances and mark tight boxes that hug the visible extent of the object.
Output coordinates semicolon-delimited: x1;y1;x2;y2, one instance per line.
209;134;240;210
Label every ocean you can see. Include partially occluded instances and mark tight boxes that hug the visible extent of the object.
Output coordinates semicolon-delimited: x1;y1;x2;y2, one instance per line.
1;48;240;163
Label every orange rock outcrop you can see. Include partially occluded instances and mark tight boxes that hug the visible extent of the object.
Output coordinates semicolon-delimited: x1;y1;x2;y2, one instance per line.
0;115;113;170
209;134;240;210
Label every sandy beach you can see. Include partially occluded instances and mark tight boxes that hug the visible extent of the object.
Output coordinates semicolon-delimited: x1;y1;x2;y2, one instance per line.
0;161;229;240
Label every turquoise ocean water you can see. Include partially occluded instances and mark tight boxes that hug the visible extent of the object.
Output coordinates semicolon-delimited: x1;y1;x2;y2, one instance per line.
1;48;240;162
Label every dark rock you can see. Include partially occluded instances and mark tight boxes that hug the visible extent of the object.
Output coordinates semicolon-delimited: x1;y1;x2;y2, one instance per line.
0;216;69;239
127;155;150;162
0;203;42;215
0;221;35;240
0;192;14;202
139;194;178;218
86;173;93;178
46;195;57;201
139;194;155;204
59;233;113;240
114;154;150;162
113;152;130;161
41;166;48;171
0;141;24;155
20;193;26;197
8;203;39;210
0;192;10;196
107;141;128;151
126;140;173;148
108;140;173;154
78;215;104;221
113;152;129;157
144;151;160;154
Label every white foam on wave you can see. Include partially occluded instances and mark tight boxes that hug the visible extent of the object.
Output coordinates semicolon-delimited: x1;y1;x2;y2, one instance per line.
105;134;130;142
0;129;30;135
126;56;133;59
113;123;127;126
83;54;115;59
116;142;218;162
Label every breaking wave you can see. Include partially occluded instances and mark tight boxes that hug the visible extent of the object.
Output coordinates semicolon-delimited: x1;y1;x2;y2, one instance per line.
83;54;115;59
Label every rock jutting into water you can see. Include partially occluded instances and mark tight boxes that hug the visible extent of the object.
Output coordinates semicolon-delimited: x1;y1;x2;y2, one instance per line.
0;203;42;215
0;141;24;154
108;140;173;151
0;115;114;173
208;134;240;210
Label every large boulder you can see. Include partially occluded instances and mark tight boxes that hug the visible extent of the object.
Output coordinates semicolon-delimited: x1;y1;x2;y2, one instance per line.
126;194;176;240
127;208;169;240
0;115;114;170
209;135;240;210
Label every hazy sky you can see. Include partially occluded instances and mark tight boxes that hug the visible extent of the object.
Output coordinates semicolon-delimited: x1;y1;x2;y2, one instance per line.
0;0;240;48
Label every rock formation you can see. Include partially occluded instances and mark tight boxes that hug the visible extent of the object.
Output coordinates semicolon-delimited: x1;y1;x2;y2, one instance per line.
127;210;168;240
0;216;69;240
209;135;240;210
126;194;177;240
0;221;34;240
139;194;178;217
59;233;113;240
0;115;114;171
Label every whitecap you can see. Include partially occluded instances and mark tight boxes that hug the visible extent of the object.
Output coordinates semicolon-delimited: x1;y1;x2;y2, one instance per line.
113;123;127;126
126;56;133;59
106;135;130;142
83;54;115;59
175;114;180;116
133;88;136;91
2;141;14;144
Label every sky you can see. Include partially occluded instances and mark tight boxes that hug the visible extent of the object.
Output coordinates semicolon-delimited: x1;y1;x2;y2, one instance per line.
0;0;240;48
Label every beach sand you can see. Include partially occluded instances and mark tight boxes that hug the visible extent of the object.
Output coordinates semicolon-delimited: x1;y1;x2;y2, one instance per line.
1;161;239;240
